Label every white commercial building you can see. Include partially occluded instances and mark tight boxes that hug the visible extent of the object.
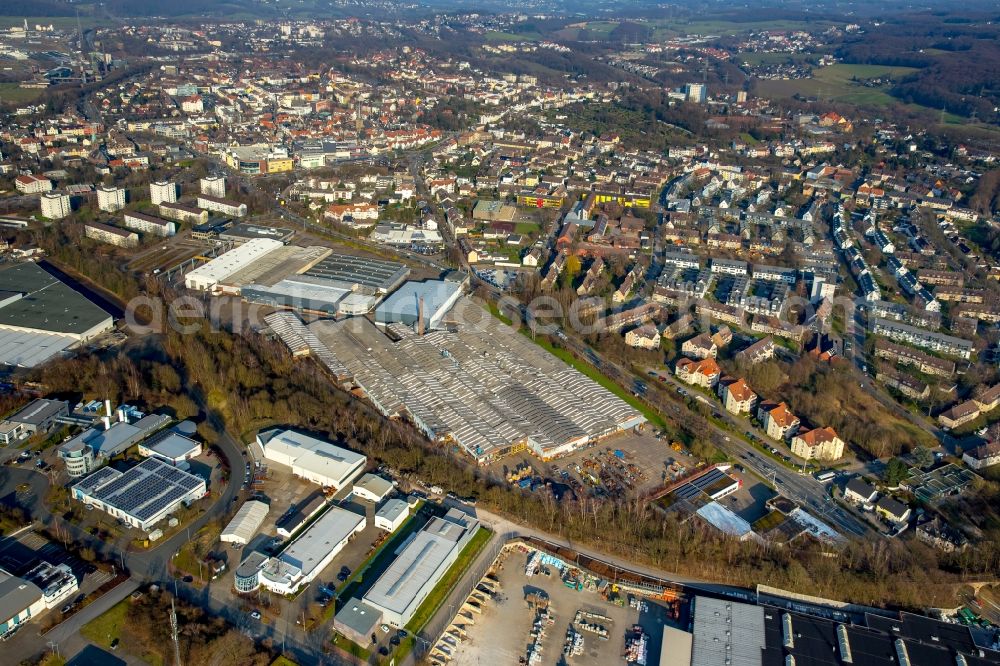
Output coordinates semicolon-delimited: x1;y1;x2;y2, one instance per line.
352;473;394;503
257;428;366;490
200;175;226;198
136;430;202;465
258;506;365;594
0;561;78;638
123;211;176;237
71;457;207;532
39;191;70;219
150;180;178;205
363;508;480;627
220;500;270;546
96;186;126;212
374;498;409;532
184;238;284;292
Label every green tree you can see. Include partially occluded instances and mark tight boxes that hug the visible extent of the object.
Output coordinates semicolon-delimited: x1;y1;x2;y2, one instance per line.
885;457;910;487
912;446;935;470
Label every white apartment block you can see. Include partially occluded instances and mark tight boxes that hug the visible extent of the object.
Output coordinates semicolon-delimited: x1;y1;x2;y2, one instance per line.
123;211;177;237
197;194;247;217
150;180;178;205
710;258;749;276
200;175;226;198
871;317;973;359
40;191;71;219
96;186;126;212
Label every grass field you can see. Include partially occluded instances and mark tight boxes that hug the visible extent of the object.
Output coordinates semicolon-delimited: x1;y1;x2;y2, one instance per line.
81;599;165;666
756;64;920;106
656;18;831;38
0;83;45;105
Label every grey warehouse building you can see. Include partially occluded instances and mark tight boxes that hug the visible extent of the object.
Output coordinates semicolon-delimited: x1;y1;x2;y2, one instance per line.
373;279;463;330
0;262;115;367
0;398;68;445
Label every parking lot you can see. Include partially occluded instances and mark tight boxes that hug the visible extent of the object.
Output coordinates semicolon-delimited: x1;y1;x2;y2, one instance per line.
716;471;776;525
448;547;680;666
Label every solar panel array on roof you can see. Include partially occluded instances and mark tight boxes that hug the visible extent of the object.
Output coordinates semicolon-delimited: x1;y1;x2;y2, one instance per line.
73;457;206;530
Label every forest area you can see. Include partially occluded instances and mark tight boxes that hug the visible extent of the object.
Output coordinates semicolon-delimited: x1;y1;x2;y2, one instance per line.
833;16;1000;120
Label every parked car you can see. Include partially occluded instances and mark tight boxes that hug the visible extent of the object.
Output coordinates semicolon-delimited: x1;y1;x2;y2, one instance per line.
250;610;261;620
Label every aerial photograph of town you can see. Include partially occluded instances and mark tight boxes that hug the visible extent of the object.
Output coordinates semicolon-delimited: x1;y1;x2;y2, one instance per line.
0;0;998;664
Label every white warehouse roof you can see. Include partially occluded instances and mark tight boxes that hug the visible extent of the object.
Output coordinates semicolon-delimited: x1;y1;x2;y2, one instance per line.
257;428;366;490
184;238;284;291
221;500;269;546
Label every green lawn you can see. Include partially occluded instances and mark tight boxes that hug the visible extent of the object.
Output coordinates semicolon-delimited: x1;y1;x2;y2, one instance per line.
0;83;45;105
332;634;371;660
515;221;542;235
756;64;921;107
80;599;165;666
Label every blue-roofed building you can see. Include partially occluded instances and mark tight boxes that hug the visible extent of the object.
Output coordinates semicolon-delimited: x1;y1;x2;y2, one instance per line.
374;279;463;331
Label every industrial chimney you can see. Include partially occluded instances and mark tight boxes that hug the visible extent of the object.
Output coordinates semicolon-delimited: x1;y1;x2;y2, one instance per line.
417;296;426;336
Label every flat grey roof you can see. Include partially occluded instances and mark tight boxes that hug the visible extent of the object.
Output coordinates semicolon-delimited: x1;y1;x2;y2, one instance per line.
9;398;67;425
141;430;200;459
305;252;410;293
691;596;765;666
276;506;364;578
0;569;42;615
335;599;383;636
376;498;409;523
355;473;394;499
374;280;459;325
0;262;113;336
363;529;458;616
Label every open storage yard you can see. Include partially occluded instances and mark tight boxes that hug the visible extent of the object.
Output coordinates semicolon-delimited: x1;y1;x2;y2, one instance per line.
490;429;697;500
444;544;685;666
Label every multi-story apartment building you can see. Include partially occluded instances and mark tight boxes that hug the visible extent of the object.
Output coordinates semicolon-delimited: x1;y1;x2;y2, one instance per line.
790;427;844;461
872;318;973;359
96;185;126;212
150;180;179;205
85;222;139;248
40;191;71;219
